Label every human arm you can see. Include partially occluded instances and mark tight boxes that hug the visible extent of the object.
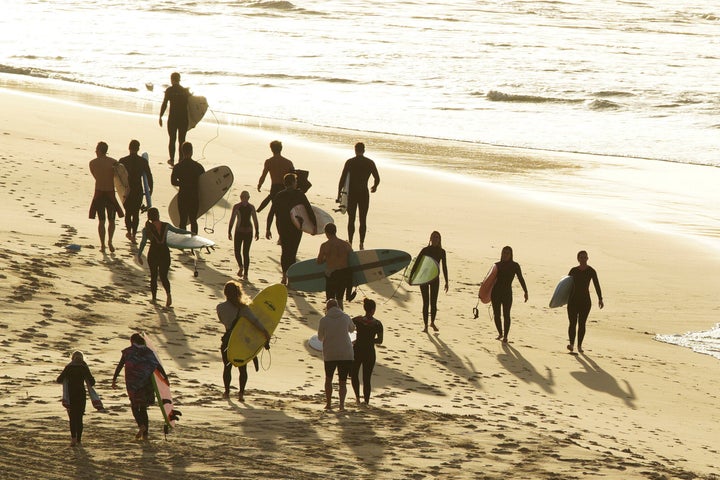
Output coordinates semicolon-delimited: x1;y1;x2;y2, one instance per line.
257;162;269;191
111;356;126;389
144;161;154;195
170;164;180;187
228;204;238;240
137;227;148;264
84;365;96;388
167;223;192;235
159;91;169;126
441;249;449;293
516;263;528;302
316;242;327;265
592;268;603;309
375;321;384;345
56;366;68;384
370;160;380;193
251;205;260;240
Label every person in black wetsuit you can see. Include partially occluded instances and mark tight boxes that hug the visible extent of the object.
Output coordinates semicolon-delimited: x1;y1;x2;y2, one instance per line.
566;250;604;353
272;172;316;285
228;190;260;280
337;142;380;250
119;139;153;244
411;231;449;332
350;298;383;406
159;72;190;166
256;140;294;240
489;246;528;343
170;142;205;234
56;351;96;446
137;207;191;308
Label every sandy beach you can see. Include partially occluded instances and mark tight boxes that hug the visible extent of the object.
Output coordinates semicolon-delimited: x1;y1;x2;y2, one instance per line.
1;87;719;479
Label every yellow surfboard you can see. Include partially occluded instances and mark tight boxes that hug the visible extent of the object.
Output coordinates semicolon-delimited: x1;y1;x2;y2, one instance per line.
226;284;287;367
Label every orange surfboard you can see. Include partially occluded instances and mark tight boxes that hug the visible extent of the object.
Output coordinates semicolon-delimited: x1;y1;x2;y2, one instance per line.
478;264;497;304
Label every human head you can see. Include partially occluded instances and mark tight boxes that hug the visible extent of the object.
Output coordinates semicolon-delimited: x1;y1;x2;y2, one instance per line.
577;250;589;264
181;141;193;160
270;140;282;154
96;141;108;156
147;207;160;222
128;139;140;153
130;333;145;346
324;223;337;237
501;246;513;261
325;298;338;311
354;142;365;155
429;231;442;247
240;190;250;202
170;72;181;85
223;280;245;306
71;351;84;363
363;298;376;316
283;172;297;188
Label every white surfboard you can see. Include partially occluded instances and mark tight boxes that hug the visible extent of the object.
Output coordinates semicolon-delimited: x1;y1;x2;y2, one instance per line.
168;165;233;227
308;332;357;352
187;95;208;130
290;204;334;235
337;172;350;214
166;231;215;250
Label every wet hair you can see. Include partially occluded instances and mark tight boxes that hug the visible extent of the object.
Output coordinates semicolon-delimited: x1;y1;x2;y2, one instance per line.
181;141;193;158
130;333;145;345
270;140;282;154
240;190;250;200
324;223;337;235
428;230;442;248
129;139;140;151
71;351;84;363
363;298;376;315
577;250;588;260
223;281;247;308
283;172;297;188
326;298;338;310
354;142;365;155
501;245;513;261
171;72;181;83
96;141;108;155
147;207;160;222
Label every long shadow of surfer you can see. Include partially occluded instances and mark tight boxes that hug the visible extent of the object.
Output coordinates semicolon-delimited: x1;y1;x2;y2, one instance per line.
355;277;411;307
173;249;231;298
71;446;100;480
497;343;554;394
572;354;636;409
426;333;483;389
336;407;397;473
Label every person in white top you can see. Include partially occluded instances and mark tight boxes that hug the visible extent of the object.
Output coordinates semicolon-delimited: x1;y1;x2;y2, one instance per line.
317;298;355;411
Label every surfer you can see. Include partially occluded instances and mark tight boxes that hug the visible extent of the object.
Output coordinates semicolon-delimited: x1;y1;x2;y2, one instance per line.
489;246;528;343
56;351;96;446
316;223;355;309
111;333;168;440
158;72;190;166
170;142;205;234
272;172;316;285
350;298;383;406
119;139;153;244
228;191;260;280
411;231;449;332
566;250;604;353
337;142;380;250
137;207;192;308
89;141;124;253
256;140;295;240
216;281;271;401
318;298;355;411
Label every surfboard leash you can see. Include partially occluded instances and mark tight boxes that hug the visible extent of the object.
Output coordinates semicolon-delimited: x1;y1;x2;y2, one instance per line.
198;107;221;162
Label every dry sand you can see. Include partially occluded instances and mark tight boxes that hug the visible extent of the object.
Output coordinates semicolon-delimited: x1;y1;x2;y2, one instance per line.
0;87;718;479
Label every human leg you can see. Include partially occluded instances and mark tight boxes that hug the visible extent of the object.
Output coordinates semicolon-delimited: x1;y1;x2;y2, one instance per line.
350;357;362;402
167;124;177;163
337;360;352;411
420;284;430;331
233;232;244;275
491;296;503;339
347;196;358;245
502;295;513;342
567;303;579;351
363;350;376;404
148;251;160;302
158;250;172;307
429;278;440;329
577;302;592;352
356;190;370;248
241;232;252;277
324;361;338;410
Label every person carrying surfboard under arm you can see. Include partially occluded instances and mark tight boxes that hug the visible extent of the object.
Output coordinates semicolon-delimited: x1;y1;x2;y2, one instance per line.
170;142;205;234
56;351;97;446
217;281;271;401
317;222;356;309
256;140;295;240
119;139;153;244
111;333;168;440
137;207;192;308
89;141;124;253
337;142;380;250
566;250;604;353
158;72;190;166
489;246;528;343
411;231;449;332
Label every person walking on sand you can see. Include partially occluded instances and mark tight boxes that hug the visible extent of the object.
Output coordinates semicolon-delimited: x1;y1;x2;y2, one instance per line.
566;250;604;353
272;172;316;285
119;139;153;244
318;298;355;411
111;333;167;440
350;298;383;406
337;142;380;250
137;207;192;308
170;142;205;234
256;140;295;240
411;231;449;332
159;72;190;166
487;246;528;343
317;223;355;309
228;191;260;280
217;281;271;401
89;141;124;253
56;351;96;446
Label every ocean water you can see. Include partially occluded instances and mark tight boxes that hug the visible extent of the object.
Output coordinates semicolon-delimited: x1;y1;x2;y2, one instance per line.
655;324;720;361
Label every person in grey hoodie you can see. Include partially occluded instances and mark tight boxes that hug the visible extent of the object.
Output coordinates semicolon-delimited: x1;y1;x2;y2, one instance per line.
317;298;355;411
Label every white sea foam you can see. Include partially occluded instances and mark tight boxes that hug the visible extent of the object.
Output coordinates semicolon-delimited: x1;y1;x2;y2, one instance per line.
655;324;720;361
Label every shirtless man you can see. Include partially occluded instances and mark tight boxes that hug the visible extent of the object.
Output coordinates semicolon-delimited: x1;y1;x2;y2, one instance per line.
89;141;123;253
317;223;355;309
256;140;294;239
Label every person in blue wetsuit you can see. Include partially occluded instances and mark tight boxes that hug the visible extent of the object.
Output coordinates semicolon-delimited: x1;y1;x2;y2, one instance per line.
412;231;449;332
337;142;380;250
137;207;192;308
159;72;190;166
566;250;603;353
490;246;528;343
56;351;96;446
350;298;383;406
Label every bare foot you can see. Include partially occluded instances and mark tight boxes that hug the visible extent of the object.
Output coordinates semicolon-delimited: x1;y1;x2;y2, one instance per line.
431;323;439;331
324;404;332;411
100;245;106;253
502;338;508;344
150;298;157;305
166;294;172;308
422;327;428;333
222;391;229;399
567;344;574;352
242;274;248;281
578;347;584;353
108;243;115;253
496;335;503;340
237;269;243;277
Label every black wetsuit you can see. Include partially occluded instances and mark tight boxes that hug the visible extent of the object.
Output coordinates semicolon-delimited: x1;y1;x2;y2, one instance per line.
350;316;383;404
56;361;95;443
415;245;448;328
141;222;172;299
119;153;153;237
490;260;528;339
232;202;255;277
567;266;602;349
272;187;316;273
161;84;190;163
338;156;379;245
171;158;205;234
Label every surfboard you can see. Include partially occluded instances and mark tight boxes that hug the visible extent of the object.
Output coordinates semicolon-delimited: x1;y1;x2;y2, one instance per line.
168;165;234;227
113;162;130;204
290;204;334;235
337;172;350;214
226;284;287;367
308;332;357;352
166;231;215;250
404;255;440;286
62;379;104;411
478;264;497;304
141;152;152;208
142;334;181;432
549;275;574;308
287;249;411;292
187;95;208;130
